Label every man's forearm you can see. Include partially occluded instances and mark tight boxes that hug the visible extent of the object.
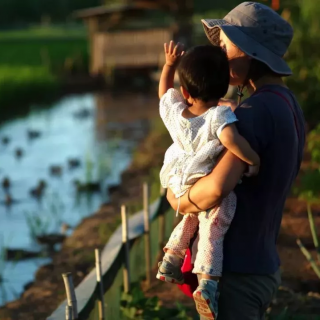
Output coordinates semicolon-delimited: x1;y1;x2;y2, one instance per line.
178;176;224;213
182;185;222;213
168;151;246;213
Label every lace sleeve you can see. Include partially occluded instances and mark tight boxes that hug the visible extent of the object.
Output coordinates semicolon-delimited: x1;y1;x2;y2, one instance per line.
159;88;186;130
212;106;238;138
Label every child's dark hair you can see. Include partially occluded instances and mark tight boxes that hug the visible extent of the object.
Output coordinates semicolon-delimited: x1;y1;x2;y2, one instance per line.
178;45;230;102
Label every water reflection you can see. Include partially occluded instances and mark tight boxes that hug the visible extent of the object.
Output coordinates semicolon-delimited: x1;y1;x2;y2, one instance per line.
0;91;158;305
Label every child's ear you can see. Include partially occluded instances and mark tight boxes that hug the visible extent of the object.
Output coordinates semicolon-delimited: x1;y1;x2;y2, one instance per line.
180;86;189;100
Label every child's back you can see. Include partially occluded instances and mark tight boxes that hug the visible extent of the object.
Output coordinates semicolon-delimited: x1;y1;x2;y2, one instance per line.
160;87;236;197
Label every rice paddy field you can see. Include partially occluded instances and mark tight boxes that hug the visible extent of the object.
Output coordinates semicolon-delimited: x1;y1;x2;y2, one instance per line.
0;25;89;119
0;26;88;66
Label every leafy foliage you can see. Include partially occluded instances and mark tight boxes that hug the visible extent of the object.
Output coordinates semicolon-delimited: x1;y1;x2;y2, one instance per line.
120;284;192;320
283;0;320;126
294;170;320;204
308;125;320;164
293;123;320;278
294;125;320;204
0;0;101;26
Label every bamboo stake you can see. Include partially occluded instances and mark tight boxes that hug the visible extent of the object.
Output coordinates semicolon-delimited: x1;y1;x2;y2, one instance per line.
159;213;165;251
307;203;320;262
159;185;166;250
95;248;105;320
65;305;72;320
121;205;131;293
297;239;320;278
62;273;78;320
143;182;151;288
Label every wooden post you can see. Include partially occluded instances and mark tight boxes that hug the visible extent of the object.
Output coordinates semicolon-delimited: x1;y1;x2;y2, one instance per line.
62;273;78;320
95;248;105;320
65;305;72;320
159;186;166;253
143;182;151;288
121;205;131;293
159;213;165;251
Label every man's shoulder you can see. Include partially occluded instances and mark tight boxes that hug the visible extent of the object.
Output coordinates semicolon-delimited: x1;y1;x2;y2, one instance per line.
235;87;294;120
234;93;276;151
234;94;269;122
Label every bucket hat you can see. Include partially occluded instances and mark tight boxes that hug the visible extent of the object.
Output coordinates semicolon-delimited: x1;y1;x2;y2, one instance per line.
202;2;293;75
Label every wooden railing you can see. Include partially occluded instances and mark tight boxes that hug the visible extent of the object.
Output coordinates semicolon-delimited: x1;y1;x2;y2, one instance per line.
47;184;175;320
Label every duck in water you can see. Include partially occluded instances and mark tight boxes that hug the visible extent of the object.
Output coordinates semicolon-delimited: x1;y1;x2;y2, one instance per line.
1;136;10;145
2;177;10;190
49;165;63;177
30;180;47;199
15;148;24;159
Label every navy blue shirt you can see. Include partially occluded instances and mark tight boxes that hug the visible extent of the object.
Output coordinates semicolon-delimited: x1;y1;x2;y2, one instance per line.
223;85;305;274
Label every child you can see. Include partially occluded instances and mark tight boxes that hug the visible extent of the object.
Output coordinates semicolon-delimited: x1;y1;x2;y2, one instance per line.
156;41;260;319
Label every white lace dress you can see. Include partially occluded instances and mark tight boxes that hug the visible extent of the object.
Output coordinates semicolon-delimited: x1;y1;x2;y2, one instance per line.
160;88;238;276
160;88;237;197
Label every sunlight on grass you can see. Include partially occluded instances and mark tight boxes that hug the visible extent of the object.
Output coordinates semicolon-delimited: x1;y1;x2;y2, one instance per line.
0;25;87;40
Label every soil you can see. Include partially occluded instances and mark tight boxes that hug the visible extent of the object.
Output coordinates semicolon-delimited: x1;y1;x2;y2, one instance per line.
1;113;320;319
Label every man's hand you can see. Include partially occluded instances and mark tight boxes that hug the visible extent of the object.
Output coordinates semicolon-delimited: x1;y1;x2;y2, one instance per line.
244;164;260;177
218;98;238;112
164;41;184;68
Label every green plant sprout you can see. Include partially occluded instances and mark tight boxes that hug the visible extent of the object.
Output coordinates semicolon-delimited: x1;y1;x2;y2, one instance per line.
24;191;65;238
120;283;192;320
85;152;94;183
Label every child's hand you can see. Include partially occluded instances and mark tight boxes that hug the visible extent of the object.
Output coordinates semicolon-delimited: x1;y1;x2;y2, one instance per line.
244;164;260;177
218;98;238;112
164;40;184;67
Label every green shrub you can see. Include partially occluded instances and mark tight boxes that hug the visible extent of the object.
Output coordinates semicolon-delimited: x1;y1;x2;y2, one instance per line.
120;284;193;320
0;66;59;116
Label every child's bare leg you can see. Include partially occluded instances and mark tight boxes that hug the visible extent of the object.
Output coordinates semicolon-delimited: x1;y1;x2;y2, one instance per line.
201;274;220;281
157;213;199;284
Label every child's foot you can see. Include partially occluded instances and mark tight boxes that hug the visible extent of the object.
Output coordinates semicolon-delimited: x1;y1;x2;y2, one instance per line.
156;260;184;284
193;279;219;320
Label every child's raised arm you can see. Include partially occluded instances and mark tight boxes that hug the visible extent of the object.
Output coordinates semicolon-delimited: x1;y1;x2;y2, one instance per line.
159;41;184;99
219;123;260;176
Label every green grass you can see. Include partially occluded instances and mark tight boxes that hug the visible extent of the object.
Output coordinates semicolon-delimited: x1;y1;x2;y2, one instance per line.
0;66;59;121
0;26;88;70
0;39;88;68
0;25;87;40
0;26;89;120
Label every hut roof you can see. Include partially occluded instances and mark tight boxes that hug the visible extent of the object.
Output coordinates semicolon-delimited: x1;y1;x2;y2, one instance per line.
74;3;166;19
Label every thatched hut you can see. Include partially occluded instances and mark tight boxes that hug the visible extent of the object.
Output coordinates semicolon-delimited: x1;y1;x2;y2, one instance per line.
74;1;193;77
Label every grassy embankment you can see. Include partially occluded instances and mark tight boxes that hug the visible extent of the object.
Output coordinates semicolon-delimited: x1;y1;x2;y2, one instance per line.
0;26;88;120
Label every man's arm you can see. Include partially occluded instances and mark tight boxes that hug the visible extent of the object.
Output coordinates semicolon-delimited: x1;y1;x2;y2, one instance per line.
167;150;246;213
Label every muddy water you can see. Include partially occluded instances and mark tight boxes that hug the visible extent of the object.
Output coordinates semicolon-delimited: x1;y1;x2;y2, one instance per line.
0;91;158;305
